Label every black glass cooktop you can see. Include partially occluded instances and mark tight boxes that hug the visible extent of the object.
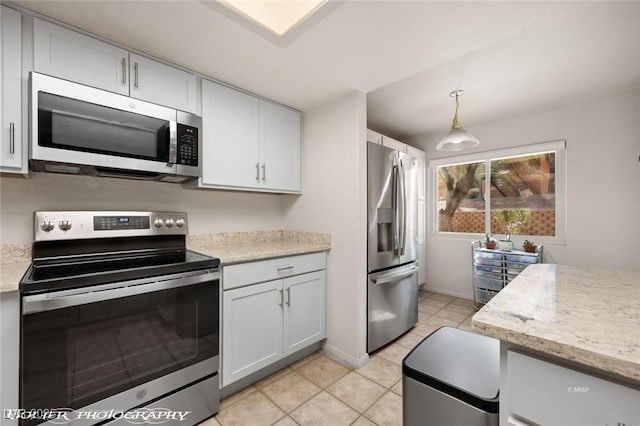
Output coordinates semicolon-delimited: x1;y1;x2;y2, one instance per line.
20;249;219;295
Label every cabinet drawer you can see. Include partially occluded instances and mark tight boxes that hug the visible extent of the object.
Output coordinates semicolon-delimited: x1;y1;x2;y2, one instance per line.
508;351;640;425
474;257;503;267
475;289;498;304
476;276;503;292
223;252;326;290
504;254;537;264
474;265;503;275
475;251;503;260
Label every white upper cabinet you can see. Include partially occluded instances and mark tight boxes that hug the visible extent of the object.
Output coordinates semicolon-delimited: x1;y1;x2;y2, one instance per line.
33;19;197;113
201;79;260;188
1;6;24;172
260;100;301;192
198;79;302;193
33;18;129;95
129;53;197;114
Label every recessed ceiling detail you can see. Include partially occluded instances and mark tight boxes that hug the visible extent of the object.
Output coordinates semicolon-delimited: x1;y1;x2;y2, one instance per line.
218;0;328;38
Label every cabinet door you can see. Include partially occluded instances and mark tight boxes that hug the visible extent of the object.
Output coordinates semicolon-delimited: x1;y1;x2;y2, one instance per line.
222;280;283;386
508;351;640;425
283;271;326;357
201;80;260;189
129;53;197;113
1;6;23;171
33;18;128;95
382;135;407;152
260;100;301;192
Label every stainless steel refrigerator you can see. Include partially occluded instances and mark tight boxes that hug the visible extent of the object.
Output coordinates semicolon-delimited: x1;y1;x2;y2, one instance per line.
367;142;419;353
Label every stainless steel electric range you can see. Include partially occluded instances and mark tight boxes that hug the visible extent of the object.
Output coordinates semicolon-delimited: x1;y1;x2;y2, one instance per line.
19;211;220;426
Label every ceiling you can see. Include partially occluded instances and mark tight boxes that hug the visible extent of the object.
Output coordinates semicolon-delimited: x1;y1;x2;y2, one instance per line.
12;1;640;141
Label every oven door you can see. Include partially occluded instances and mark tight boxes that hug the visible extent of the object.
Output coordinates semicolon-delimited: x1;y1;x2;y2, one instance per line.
20;269;219;425
30;72;179;176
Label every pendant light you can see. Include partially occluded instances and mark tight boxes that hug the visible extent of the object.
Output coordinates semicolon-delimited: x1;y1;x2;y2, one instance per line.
436;90;479;151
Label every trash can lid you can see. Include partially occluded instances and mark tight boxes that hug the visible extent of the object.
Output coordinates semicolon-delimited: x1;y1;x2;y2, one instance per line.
403;326;500;413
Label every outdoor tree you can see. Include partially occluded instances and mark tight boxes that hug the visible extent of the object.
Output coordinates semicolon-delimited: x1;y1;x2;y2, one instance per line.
438;163;479;232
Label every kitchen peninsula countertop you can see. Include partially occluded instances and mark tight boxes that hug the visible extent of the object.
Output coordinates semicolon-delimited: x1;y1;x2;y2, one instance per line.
472;263;640;382
187;230;331;265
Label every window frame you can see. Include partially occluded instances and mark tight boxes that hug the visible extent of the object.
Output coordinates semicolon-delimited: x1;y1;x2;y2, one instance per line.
428;140;566;245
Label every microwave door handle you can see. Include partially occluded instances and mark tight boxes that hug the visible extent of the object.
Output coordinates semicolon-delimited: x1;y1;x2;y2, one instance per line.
168;121;177;165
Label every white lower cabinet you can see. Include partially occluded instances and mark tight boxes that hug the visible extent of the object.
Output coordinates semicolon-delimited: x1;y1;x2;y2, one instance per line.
221;254;326;387
507;350;640;426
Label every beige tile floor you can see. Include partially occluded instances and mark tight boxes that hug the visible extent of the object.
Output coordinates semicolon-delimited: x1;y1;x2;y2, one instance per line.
201;291;477;426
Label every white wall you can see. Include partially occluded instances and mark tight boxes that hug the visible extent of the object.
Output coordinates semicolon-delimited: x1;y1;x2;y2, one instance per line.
283;91;369;367
0;173;285;243
407;88;640;298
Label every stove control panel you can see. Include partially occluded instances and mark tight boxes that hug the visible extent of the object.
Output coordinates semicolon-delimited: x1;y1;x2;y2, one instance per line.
34;211;189;241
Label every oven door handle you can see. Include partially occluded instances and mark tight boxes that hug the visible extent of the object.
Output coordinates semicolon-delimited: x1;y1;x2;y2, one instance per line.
22;270;219;314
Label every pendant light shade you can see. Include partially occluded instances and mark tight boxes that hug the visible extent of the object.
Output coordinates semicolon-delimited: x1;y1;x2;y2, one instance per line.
436;90;479;152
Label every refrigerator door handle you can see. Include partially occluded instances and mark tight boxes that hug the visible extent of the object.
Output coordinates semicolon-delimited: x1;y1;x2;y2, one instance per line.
371;264;419;285
392;163;400;254
398;160;407;256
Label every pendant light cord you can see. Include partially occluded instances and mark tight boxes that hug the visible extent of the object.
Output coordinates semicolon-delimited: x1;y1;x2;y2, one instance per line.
452;93;461;129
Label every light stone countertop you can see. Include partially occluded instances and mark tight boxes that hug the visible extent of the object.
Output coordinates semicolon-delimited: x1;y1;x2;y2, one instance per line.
0;243;31;293
472;263;640;382
0;231;330;293
187;230;331;264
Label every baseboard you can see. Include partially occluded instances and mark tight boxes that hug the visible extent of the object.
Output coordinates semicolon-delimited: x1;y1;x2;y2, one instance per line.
321;343;369;368
422;285;473;300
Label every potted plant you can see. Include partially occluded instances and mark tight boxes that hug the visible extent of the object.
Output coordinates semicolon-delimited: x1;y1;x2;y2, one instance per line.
522;239;537;253
484;233;497;249
494;208;531;252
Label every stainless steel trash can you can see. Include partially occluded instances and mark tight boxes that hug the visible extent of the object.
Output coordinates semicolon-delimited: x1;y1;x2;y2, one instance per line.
403;326;500;426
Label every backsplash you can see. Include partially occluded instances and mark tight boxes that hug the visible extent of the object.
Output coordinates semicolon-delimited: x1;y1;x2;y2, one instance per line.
187;230;331;249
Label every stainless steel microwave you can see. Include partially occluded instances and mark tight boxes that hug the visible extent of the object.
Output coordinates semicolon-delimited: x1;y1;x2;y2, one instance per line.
29;72;201;183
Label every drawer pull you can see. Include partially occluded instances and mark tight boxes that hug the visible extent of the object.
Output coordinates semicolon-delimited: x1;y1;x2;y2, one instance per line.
277;266;294;272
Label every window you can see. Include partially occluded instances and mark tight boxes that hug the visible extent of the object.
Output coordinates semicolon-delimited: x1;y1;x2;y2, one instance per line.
430;141;565;243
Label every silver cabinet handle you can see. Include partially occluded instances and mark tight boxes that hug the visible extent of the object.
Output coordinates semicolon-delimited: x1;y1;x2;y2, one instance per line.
277;266;294;272
261;164;266;181
9;122;15;154
134;62;139;88
121;57;127;84
255;163;260;181
286;287;291;306
278;289;284;307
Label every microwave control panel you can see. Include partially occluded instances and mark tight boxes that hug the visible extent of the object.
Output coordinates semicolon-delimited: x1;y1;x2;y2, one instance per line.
177;124;199;166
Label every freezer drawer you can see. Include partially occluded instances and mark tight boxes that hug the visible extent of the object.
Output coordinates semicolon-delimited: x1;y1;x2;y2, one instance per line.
367;262;418;353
